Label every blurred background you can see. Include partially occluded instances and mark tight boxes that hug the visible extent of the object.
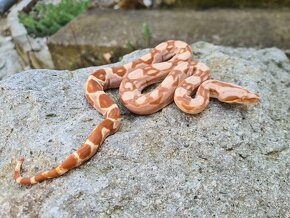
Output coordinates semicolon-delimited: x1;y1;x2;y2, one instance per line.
0;0;289;77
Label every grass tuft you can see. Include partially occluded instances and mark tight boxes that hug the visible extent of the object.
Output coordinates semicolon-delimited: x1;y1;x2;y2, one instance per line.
19;0;91;37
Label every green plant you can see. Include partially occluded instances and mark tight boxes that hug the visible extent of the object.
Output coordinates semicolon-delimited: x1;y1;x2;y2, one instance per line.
19;0;91;37
125;40;137;51
142;22;151;47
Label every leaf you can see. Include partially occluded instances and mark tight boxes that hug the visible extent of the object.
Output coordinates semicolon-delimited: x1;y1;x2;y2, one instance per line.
143;22;151;47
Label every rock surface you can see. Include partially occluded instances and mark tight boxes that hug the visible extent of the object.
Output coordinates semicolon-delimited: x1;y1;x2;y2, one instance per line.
0;42;289;217
47;9;290;70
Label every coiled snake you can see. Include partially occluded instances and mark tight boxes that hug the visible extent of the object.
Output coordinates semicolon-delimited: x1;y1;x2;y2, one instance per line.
14;40;259;185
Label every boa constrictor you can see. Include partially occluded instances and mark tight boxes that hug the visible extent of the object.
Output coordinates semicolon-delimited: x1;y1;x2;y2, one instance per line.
14;40;259;185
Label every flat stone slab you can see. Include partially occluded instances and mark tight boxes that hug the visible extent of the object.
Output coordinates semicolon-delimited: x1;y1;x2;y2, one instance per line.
48;9;290;69
0;42;289;217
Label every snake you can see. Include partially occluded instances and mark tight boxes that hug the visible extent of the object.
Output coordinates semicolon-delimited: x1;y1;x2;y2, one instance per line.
14;40;259;185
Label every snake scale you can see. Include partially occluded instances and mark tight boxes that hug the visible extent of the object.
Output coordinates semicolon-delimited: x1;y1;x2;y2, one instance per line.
14;40;259;185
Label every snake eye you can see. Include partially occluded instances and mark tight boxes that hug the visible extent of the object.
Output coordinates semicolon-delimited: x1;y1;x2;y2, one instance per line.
223;96;237;102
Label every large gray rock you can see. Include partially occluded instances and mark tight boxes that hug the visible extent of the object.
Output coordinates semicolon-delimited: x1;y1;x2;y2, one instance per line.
0;42;289;217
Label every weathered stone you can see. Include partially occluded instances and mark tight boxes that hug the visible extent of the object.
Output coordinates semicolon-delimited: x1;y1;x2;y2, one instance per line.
92;0;118;8
154;0;290;8
0;42;289;217
7;0;55;69
106;0;290;9
48;9;290;70
0;36;25;80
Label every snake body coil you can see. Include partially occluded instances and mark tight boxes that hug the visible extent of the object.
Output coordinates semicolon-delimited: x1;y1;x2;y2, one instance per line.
14;40;259;185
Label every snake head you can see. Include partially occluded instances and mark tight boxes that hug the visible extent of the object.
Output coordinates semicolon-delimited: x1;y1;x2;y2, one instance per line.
219;90;260;104
240;92;260;104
